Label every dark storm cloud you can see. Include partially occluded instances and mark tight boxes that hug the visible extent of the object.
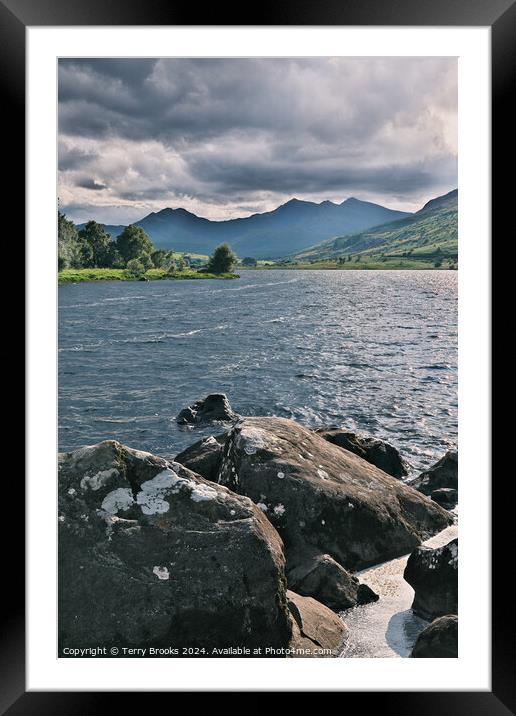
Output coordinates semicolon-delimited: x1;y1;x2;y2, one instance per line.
58;58;457;223
75;178;108;191
58;144;97;171
185;153;446;196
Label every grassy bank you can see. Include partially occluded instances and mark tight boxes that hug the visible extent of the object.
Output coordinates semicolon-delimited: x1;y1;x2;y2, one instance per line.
58;268;239;283
239;259;457;270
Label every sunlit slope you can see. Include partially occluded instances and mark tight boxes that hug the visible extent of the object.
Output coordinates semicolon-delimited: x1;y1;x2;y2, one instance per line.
293;189;457;265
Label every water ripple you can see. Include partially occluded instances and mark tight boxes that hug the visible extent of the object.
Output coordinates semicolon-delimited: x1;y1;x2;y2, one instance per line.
59;270;457;473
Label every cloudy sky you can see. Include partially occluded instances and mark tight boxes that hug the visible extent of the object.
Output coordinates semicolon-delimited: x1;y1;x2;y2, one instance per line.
58;57;457;224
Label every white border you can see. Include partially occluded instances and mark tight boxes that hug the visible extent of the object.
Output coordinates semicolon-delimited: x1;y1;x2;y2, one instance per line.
27;26;490;691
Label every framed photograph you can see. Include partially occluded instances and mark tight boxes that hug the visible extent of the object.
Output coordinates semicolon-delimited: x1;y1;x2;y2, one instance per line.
6;0;509;705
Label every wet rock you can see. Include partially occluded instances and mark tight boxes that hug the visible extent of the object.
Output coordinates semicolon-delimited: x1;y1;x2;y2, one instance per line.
411;615;458;658
315;427;410;478
175;433;227;481
411;451;458;495
176;393;239;426
58;440;293;653
287;550;378;612
431;487;458;509
403;538;458;620
287;590;347;657
216;417;452;577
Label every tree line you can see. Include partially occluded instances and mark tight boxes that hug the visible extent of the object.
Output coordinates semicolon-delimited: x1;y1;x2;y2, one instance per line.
58;212;236;275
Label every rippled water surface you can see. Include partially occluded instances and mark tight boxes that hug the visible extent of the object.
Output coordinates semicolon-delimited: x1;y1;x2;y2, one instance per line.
58;270;457;472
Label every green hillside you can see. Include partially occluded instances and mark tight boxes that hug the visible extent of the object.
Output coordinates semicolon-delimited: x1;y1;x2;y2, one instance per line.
292;189;457;268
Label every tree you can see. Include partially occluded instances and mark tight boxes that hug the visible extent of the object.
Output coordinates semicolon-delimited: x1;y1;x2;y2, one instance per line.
242;256;257;266
78;240;94;268
151;249;168;268
116;225;154;264
206;243;236;274
126;258;146;276
104;243;125;268
78;221;112;267
58;211;81;270
176;257;186;271
138;252;153;271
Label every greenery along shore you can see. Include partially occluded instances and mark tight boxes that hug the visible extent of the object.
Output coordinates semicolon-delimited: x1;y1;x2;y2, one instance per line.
58;186;458;281
58;268;238;283
58;211;238;282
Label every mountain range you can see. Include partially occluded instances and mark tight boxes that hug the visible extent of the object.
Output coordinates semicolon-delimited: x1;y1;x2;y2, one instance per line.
79;198;411;259
292;189;458;264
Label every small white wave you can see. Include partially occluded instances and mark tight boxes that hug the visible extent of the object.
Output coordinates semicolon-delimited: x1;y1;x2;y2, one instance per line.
263;316;287;324
208;278;300;294
102;295;147;303
58;340;104;352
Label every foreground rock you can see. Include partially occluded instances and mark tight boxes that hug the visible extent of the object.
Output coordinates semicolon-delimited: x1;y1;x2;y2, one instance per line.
176;393;239;426
215;417;452;582
403;538;458;620
175;434;227;481
411;615;458;658
316;427;410;478
176;434;379;611
431;487;458;509
287;591;347;657
58;440;294;653
411;450;458;495
287;551;378;611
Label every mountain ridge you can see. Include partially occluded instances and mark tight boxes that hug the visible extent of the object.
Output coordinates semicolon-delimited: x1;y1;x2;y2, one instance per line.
292;189;458;265
77;196;412;259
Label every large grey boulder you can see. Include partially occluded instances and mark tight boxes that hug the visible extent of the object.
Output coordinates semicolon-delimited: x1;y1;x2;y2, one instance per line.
176;393;239;426
411;450;458;495
287;550;378;612
175;433;227;482
315;427;410;478
215;417;452;574
176;424;380;611
287;590;347;657
403;538;458;620
411;615;458;658
431;487;458;509
58;440;293;653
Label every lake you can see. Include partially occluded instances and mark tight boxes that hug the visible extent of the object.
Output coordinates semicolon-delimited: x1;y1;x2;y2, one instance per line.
58;269;457;475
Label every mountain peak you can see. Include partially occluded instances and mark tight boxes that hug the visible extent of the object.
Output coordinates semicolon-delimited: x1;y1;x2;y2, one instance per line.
154;206;198;219
82;193;415;259
417;188;458;214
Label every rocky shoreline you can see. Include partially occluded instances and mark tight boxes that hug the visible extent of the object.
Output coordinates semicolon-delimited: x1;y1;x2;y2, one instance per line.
58;394;458;658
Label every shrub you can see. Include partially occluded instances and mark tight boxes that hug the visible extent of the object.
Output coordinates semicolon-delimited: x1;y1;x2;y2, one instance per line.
139;252;153;271
126;258;145;277
206;243;236;274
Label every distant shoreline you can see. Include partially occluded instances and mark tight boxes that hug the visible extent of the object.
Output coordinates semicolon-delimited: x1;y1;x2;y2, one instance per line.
239;263;457;271
58;265;457;284
58;268;239;284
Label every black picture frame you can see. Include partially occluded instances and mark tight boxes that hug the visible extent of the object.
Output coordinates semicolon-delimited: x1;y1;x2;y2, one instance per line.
5;0;510;707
